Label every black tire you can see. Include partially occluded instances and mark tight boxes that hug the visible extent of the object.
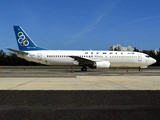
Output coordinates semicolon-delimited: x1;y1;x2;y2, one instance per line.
81;67;87;72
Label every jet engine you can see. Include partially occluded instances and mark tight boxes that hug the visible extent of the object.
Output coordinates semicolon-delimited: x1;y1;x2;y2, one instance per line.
90;61;111;69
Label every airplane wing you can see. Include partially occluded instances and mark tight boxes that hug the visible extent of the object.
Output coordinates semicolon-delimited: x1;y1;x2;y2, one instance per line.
6;48;28;55
69;56;95;66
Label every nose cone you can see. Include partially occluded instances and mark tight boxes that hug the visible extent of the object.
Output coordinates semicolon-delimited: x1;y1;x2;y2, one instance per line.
151;58;156;65
153;58;157;64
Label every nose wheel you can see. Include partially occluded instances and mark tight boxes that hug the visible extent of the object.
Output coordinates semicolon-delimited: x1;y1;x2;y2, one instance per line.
81;66;87;71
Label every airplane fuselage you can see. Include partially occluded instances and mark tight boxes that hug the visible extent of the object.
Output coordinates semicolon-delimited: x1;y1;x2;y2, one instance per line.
8;26;156;71
17;50;155;68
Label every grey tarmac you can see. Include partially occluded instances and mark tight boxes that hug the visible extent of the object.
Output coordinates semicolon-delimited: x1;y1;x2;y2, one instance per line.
0;68;160;90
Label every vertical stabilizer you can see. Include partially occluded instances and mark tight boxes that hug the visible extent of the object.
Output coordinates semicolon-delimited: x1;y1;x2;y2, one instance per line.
13;26;47;51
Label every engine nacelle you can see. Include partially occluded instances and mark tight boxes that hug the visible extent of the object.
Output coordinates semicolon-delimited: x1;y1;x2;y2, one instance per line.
96;61;110;69
90;61;110;69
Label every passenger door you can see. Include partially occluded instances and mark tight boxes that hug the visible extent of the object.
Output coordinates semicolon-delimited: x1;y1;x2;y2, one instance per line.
38;53;42;61
138;54;142;61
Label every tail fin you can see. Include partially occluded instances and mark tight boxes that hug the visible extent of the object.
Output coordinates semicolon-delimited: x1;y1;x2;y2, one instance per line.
13;26;47;51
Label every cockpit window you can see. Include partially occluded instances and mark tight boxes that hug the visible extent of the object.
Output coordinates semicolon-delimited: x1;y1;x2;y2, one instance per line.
145;55;150;58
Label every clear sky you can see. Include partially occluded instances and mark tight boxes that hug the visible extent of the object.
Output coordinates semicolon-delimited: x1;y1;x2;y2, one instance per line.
0;0;160;53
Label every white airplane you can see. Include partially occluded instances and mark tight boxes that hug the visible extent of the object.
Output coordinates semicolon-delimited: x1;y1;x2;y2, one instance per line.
7;26;156;71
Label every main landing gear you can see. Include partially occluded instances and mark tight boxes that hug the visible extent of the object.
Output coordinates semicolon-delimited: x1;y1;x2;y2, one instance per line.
81;66;87;72
139;67;142;72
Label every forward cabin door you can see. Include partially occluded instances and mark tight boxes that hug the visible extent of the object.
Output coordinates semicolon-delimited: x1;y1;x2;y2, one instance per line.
138;54;142;61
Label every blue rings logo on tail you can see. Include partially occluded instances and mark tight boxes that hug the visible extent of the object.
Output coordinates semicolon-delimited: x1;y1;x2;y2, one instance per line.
17;32;29;46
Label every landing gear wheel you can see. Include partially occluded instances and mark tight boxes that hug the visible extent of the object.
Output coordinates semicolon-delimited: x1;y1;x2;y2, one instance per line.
81;67;87;72
139;67;142;72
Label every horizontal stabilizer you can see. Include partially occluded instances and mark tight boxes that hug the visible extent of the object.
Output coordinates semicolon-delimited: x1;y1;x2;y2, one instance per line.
6;48;28;55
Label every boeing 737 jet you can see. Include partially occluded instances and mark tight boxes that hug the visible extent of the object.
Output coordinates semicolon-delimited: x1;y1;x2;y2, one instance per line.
7;26;156;71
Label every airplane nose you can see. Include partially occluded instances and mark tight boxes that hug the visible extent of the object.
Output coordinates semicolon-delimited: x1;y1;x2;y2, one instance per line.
152;58;156;64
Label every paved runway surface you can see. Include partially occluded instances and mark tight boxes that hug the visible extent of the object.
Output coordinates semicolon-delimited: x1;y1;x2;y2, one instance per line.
0;68;159;90
0;68;160;119
0;90;159;120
